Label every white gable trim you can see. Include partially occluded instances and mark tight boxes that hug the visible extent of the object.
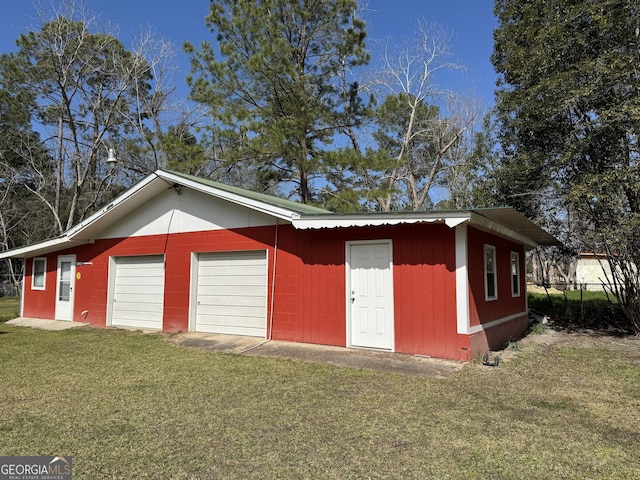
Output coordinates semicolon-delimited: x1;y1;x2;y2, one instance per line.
0;171;302;259
158;171;303;222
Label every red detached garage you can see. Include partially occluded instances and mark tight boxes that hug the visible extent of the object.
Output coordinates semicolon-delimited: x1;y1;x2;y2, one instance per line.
1;170;558;361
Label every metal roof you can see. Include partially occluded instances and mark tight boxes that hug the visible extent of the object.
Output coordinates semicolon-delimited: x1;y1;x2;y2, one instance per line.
166;169;331;215
469;208;560;247
0;171;559;259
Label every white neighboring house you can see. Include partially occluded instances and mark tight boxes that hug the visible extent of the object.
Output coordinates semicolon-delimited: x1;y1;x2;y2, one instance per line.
575;253;614;291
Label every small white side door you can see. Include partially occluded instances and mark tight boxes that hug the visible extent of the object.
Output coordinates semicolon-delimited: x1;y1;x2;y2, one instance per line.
347;241;394;350
54;255;76;321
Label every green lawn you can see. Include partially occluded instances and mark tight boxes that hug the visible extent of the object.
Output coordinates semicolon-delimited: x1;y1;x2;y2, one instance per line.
0;296;19;322
0;324;639;479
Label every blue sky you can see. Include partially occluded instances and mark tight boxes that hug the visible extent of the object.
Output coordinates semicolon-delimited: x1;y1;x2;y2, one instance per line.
0;1;498;108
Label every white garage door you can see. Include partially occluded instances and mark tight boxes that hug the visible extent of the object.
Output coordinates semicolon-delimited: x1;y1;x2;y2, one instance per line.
111;255;164;330
195;251;267;337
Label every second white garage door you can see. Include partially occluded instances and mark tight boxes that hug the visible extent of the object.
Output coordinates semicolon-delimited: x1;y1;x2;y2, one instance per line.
195;250;267;337
111;255;165;330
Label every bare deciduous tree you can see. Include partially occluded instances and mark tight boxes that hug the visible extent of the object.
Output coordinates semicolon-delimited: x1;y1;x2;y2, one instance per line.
367;21;480;211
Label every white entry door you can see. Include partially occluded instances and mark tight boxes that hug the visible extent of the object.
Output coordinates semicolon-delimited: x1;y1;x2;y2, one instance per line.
55;255;76;321
348;241;394;350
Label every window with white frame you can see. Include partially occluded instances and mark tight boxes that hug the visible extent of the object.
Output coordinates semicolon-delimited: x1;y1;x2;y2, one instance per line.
32;257;46;290
484;245;497;301
511;251;521;297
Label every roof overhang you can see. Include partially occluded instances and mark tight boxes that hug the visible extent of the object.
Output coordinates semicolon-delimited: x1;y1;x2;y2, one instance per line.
469;208;560;249
292;211;470;230
0;170;304;260
292;207;560;250
0;170;559;260
0;238;88;260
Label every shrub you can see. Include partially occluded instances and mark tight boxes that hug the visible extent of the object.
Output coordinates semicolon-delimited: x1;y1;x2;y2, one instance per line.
528;289;630;335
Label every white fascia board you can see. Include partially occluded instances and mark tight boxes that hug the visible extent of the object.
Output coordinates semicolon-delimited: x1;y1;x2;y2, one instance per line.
292;212;471;230
469;212;538;249
0;237;86;260
158;171;300;222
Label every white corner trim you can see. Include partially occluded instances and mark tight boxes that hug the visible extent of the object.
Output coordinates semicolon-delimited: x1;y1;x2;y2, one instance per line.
455;224;470;334
446;217;469;228
469;311;528;334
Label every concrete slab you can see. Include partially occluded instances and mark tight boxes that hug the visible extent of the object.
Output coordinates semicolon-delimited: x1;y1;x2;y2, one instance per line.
172;333;463;378
6;317;89;331
173;332;270;354
5;320;463;378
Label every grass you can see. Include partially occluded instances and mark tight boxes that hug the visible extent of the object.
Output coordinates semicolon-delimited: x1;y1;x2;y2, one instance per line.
0;325;639;479
0;296;19;323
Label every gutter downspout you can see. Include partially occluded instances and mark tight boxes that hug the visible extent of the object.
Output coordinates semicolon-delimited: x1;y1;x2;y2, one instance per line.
268;219;279;340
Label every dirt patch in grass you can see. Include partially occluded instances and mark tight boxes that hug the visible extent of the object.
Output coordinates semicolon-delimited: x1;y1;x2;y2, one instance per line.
480;324;639;364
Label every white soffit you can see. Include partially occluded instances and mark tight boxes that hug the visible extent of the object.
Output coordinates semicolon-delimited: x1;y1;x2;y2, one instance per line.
469;212;538;249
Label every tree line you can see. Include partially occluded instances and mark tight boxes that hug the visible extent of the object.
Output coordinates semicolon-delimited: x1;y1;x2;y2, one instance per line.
1;0;639;334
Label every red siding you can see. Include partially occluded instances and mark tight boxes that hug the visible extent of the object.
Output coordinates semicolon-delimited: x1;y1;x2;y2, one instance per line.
465;226;529;357
22;229;276;329
20;221;529;361
392;224;458;359
469;314;529;355
273;225;347;346
22;258;57;319
272;223;460;358
467;226;527;326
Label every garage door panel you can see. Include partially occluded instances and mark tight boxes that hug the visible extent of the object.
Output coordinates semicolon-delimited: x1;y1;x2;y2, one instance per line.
195;323;264;336
198;264;265;275
195;251;267;337
110;317;162;330
199;251;264;262
117;256;163;266
112;311;164;329
111;255;164;330
113;296;164;309
197;294;265;307
114;286;164;297
114;276;164;286
115;265;164;274
197;313;266;327
197;285;265;297
197;276;265;287
196;304;266;318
